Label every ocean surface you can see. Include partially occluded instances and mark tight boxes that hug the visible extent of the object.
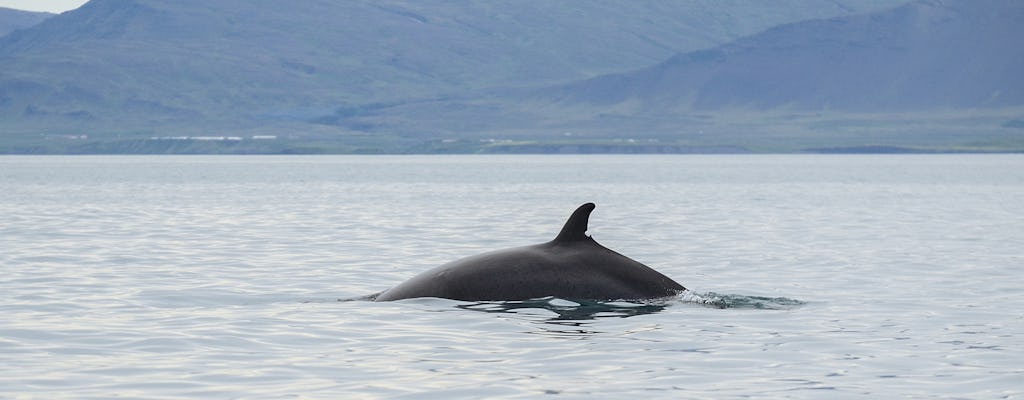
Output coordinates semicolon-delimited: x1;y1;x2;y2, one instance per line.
1;155;1022;399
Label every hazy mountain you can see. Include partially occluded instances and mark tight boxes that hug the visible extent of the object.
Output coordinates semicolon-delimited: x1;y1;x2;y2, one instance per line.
5;0;1018;153
0;0;905;140
0;7;52;37
339;0;1024;153
551;0;1024;112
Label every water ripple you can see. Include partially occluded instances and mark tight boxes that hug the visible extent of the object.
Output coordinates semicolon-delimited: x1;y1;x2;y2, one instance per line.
3;155;1023;399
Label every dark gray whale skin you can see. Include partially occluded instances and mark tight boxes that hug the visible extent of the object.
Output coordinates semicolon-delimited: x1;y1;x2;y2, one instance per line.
374;203;685;302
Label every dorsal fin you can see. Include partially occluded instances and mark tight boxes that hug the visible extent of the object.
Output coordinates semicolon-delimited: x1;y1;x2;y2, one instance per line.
553;203;595;243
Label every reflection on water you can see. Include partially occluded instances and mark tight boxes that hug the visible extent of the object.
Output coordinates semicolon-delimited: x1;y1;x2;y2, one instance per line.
446;293;805;338
356;290;804;317
457;297;671;321
458;298;671;339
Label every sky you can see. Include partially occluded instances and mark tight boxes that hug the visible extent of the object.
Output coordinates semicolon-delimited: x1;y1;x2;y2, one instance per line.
0;0;87;13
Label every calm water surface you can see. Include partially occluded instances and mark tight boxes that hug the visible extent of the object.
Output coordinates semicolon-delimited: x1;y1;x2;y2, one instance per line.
1;155;1022;399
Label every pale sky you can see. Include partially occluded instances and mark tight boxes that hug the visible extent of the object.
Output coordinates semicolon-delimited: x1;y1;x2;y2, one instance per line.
0;0;88;13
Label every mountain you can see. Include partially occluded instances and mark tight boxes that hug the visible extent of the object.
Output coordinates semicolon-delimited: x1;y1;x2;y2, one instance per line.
552;0;1024;112
341;0;1024;153
0;0;906;151
0;7;53;37
5;0;1018;153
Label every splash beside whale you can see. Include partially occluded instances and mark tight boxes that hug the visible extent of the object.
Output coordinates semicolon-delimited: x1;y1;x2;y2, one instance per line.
375;203;685;302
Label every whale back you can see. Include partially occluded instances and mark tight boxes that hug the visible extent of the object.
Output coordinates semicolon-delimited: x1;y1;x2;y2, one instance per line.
374;203;685;302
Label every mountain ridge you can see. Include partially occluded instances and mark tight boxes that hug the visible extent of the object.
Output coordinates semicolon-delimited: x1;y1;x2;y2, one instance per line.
4;0;1021;153
0;0;907;135
548;0;1024;112
316;0;1023;153
0;7;53;38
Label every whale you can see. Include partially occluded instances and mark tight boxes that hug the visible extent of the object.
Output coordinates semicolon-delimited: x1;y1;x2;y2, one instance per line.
374;203;685;302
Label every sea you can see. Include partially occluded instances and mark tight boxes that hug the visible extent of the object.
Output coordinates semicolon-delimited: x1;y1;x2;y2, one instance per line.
1;154;1022;399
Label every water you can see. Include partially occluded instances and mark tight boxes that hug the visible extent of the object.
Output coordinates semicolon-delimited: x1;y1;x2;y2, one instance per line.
1;155;1022;399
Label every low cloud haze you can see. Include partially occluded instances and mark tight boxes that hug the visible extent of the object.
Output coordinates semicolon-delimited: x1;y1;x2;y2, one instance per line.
0;0;86;13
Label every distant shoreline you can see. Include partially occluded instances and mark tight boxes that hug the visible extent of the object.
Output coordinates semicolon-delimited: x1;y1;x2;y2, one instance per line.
3;140;1021;155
